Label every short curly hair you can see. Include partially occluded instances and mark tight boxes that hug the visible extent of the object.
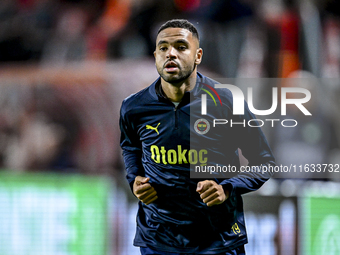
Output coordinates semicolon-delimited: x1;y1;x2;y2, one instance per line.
157;19;199;42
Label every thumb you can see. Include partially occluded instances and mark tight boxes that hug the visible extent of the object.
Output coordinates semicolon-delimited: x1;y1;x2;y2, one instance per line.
141;177;150;184
196;182;203;192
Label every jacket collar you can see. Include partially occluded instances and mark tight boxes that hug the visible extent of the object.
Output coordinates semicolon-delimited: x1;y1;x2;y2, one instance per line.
149;72;206;101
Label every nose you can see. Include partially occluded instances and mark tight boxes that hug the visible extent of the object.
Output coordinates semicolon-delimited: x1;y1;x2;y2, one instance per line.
166;46;177;59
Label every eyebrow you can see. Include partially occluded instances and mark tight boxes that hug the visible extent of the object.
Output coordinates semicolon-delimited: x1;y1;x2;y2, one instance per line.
157;40;168;46
176;39;189;45
157;39;190;46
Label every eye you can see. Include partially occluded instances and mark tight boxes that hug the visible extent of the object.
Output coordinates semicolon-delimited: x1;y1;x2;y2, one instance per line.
160;46;167;51
178;45;187;50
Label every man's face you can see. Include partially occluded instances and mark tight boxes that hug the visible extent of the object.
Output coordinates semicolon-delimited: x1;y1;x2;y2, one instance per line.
154;27;202;84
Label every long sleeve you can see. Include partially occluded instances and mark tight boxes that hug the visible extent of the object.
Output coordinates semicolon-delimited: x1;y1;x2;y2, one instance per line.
119;105;144;191
219;100;275;196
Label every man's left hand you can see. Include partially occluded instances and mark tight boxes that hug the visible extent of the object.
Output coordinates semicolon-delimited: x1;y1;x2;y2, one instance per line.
196;180;229;207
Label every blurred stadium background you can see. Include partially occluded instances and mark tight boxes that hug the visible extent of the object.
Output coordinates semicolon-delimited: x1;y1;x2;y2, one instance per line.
0;0;340;254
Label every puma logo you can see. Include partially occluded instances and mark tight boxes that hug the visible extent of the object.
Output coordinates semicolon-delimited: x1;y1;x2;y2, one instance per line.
146;123;161;135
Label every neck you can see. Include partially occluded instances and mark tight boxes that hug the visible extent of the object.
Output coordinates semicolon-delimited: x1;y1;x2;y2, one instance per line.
161;71;197;102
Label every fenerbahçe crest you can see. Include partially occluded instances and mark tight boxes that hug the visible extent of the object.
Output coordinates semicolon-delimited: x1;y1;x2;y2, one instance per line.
194;118;210;135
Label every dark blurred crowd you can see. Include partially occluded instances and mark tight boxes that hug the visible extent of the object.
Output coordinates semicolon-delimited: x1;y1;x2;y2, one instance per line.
2;0;340;78
0;0;339;69
1;0;340;179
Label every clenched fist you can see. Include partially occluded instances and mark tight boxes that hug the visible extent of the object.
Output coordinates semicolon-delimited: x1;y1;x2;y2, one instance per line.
196;180;229;207
133;176;158;205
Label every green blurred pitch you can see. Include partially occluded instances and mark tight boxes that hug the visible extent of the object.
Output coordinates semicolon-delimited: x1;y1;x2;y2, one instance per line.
302;194;340;255
0;171;112;255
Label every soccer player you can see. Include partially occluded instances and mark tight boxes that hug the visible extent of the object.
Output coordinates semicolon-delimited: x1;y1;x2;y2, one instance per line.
120;19;275;255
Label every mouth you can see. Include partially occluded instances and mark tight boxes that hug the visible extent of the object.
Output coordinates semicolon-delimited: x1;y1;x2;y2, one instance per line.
164;61;179;73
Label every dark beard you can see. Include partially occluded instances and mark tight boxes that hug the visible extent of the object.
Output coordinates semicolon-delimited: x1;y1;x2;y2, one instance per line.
158;64;196;85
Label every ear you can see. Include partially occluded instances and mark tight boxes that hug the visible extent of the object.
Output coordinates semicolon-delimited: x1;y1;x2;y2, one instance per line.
153;50;156;59
195;48;203;65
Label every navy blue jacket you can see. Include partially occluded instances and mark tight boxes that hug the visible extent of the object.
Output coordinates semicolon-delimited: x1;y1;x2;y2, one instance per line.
120;73;275;254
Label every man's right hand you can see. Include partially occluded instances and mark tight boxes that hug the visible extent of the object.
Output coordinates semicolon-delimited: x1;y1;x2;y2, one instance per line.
133;176;158;205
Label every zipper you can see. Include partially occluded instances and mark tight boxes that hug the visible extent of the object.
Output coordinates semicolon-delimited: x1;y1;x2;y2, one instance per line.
174;105;179;129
